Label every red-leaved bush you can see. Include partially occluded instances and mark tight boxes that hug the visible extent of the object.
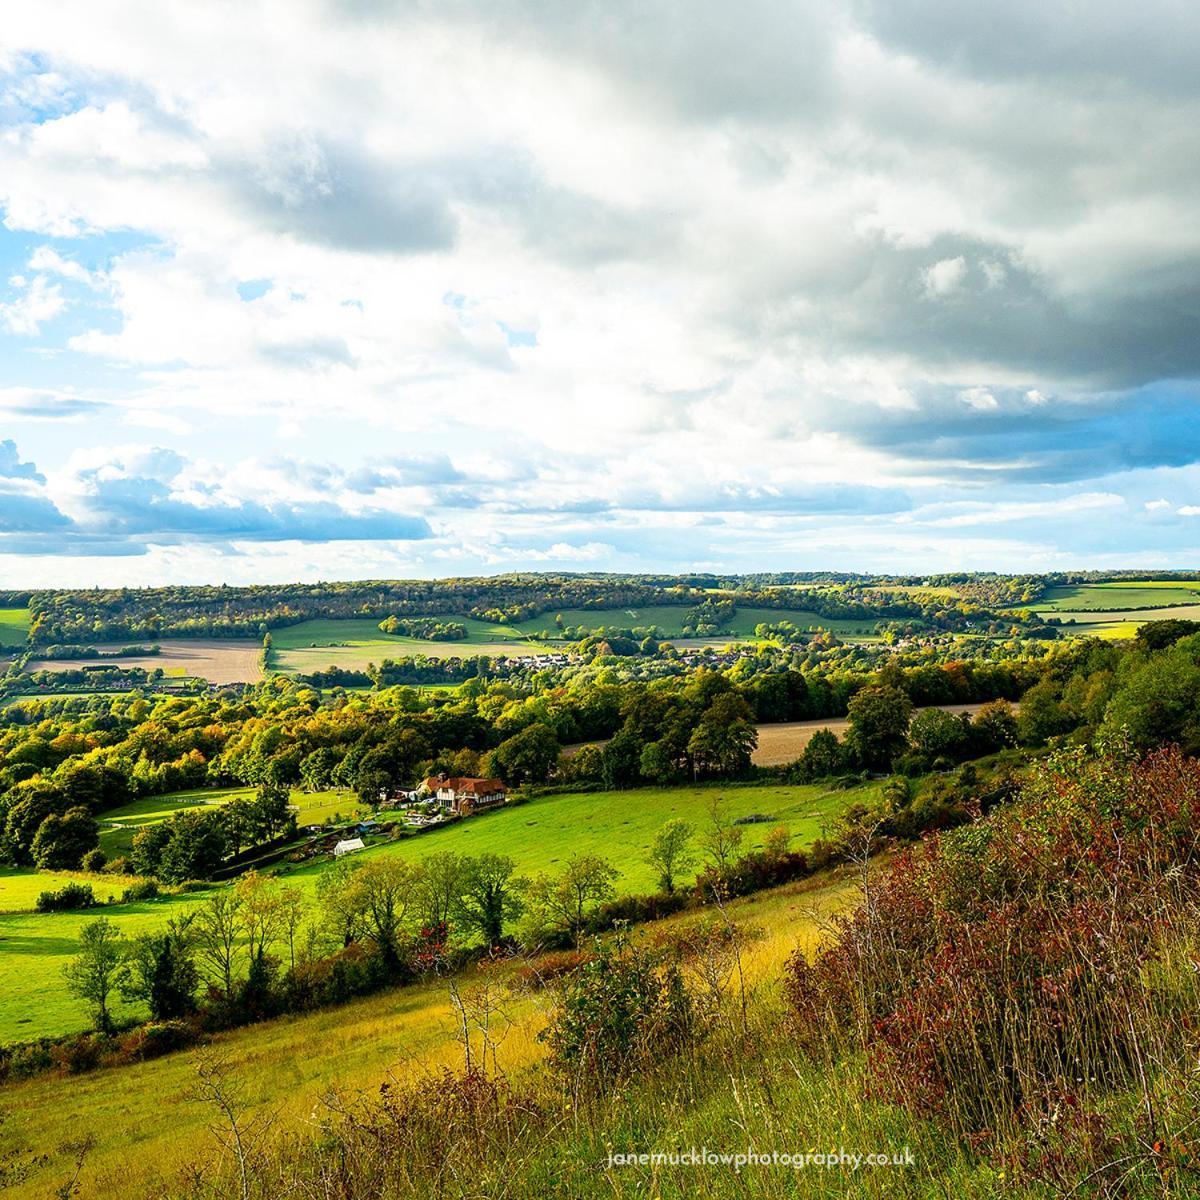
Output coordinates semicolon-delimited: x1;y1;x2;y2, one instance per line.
786;745;1200;1147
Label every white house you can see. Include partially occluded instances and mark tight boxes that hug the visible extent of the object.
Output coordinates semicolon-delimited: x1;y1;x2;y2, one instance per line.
333;837;365;858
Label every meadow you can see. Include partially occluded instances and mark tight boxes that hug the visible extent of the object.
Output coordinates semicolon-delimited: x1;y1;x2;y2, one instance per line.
1035;580;1200;611
0;606;29;648
275;779;868;901
0;868;861;1200
0;890;219;1042
0;779;873;1043
0;867;140;913
98;787;368;858
270;615;546;675
97;787;253;857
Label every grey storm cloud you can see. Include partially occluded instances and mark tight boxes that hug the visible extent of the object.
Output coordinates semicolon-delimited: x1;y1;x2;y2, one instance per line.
0;486;72;532
854;0;1200;95
375;0;842;124
236;139;459;255
753;235;1200;390
837;388;1200;484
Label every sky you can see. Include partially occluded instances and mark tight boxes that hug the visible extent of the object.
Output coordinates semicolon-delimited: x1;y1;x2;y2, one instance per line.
0;0;1198;586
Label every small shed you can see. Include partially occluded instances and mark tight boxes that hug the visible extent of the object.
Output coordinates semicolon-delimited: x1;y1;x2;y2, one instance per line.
333;837;365;858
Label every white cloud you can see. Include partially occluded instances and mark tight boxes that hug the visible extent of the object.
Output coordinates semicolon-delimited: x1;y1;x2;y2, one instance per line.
0;273;65;334
0;2;1198;579
922;255;968;297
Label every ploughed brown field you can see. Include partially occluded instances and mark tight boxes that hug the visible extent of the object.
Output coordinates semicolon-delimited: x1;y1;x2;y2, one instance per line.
27;639;262;686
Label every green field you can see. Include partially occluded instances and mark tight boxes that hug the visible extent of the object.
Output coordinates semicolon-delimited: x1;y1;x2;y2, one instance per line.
291;788;369;825
271;615;546;674
1035;582;1200;611
0;779;874;1043
0;867;138;913
265;604;888;675
1044;601;1200;639
99;787;367;857
719;605;883;638
275;779;875;900
0;691;121;709
0;890;218;1042
99;787;253;857
0;606;30;648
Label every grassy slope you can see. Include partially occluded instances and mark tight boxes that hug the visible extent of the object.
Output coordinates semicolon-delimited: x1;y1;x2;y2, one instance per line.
0;868;139;913
273;780;872;900
0;606;29;648
0;780;874;1044
0;870;861;1200
1036;581;1200;611
271;615;546;674
98;787;253;858
0;892;218;1042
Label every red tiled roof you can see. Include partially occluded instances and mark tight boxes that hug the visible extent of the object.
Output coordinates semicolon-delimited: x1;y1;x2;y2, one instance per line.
423;775;505;795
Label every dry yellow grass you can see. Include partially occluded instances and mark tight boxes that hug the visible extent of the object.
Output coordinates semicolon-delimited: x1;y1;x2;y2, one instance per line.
0;870;860;1199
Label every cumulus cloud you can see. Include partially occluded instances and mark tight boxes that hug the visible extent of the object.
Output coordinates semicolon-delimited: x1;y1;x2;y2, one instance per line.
0;273;65;334
0;1;1198;576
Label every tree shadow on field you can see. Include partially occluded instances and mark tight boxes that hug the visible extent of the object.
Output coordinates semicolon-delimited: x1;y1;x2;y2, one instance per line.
0;931;81;957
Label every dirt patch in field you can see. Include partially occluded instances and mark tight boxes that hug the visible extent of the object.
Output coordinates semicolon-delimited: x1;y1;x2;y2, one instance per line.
27;639;262;685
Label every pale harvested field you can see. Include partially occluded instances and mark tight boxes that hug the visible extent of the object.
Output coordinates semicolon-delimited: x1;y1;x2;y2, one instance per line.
752;702;999;765
27;638;261;685
565;702;1010;766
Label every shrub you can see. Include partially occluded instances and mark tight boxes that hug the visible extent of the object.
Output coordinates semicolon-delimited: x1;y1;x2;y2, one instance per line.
314;1067;546;1191
540;934;695;1090
81;847;108;873
103;856;133;875
35;882;97;912
121;879;160;902
116;1020;198;1063
2;1041;53;1079
587;890;688;931
283;942;389;1012
511;948;590;990
48;1033;106;1075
